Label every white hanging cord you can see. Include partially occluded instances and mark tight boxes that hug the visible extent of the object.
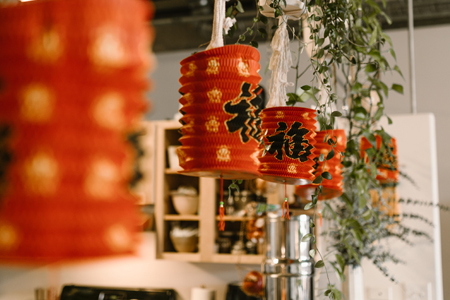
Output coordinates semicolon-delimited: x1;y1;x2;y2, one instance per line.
207;0;226;50
407;0;417;114
266;16;294;108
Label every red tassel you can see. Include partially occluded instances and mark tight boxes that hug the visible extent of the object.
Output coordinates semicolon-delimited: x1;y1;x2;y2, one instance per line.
218;205;225;231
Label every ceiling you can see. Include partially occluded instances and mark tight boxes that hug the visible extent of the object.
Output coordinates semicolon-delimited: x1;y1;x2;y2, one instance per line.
150;0;450;53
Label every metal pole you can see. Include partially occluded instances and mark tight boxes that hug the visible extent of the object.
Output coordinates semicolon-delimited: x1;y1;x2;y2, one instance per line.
407;0;417;114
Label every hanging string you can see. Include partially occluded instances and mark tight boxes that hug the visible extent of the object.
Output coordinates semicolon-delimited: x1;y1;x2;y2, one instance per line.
266;16;293;108
207;0;225;50
282;181;290;220
218;175;225;231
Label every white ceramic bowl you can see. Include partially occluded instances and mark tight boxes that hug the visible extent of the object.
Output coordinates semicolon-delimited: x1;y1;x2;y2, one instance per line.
171;193;199;215
170;234;199;252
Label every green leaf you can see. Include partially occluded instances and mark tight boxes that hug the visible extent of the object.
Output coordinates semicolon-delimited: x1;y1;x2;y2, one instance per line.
309;249;316;258
250;41;259;48
301;233;315;242
235;0;244;13
362;209;372;221
351;82;362;93
319;153;325;162
369;26;378;45
390;48;396;60
392;84;403;94
365;62;377;73
257;28;267;38
316;48;324;59
394;65;404;79
226;5;234;17
313;175;323;184
274;7;282;18
326;149;335;160
380;11;392;25
322;172;332;180
373;107;383;121
336;254;345;271
331;111;342;117
304;202;314;210
260;14;268;24
332;288;342;300
359;196;367;209
315;260;325;268
301;85;312;91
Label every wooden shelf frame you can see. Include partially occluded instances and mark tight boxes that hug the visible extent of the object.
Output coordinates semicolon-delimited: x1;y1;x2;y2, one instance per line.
154;121;266;264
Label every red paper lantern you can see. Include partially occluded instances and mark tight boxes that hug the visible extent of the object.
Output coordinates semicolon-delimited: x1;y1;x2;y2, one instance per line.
177;45;263;179
295;129;347;201
257;107;317;185
360;134;399;184
0;0;153;264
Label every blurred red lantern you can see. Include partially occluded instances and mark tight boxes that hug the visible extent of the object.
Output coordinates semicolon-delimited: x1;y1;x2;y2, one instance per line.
360;134;399;185
295;129;347;201
0;0;154;264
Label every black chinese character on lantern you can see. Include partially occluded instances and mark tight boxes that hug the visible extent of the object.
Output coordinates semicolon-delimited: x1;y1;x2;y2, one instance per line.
266;121;313;162
223;83;263;143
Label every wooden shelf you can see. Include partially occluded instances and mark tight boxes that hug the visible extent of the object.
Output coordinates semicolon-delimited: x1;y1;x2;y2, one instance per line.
211;254;264;264
165;168;183;174
161;252;201;262
214;216;254;221
164;214;200;221
155;120;268;264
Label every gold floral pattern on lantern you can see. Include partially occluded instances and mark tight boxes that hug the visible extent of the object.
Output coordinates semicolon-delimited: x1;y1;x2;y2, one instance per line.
287;163;297;174
84;159;119;199
185;62;197;77
20;83;54;122
27;28;63;64
275;111;284;119
93;92;125;130
302;112;310;120
24;151;59;196
105;224;132;252
260;163;269;172
207;87;222;103
89;25;127;68
216;145;231;162
184;93;194;104
205;116;220;133
0;223;18;251
237;58;250;77
206;57;220;75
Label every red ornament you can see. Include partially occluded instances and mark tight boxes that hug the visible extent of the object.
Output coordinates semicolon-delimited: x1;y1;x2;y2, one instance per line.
258;107;317;185
242;270;264;297
360;134;399;184
177;45;263;179
0;0;153;264
295;129;347;201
